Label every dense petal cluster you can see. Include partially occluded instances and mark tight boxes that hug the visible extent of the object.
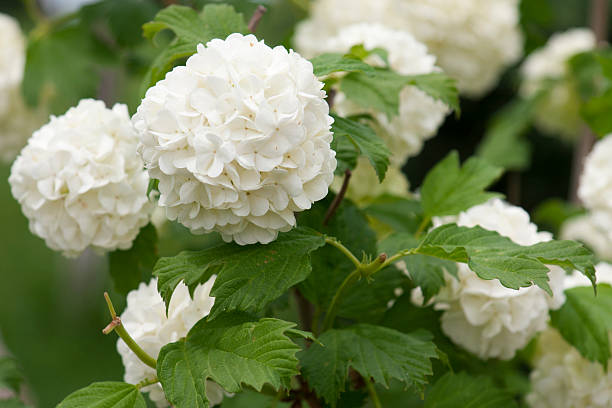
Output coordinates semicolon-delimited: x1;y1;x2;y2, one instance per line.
325;23;449;165
117;278;227;407
578;134;612;213
561;212;612;262
294;0;523;97
410;199;566;360
520;28;596;139
526;263;612;408
133;34;336;245
0;13;25;116
9;99;152;257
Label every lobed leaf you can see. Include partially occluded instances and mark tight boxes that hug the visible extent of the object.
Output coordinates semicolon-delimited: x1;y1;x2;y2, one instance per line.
56;382;146;408
424;372;517;408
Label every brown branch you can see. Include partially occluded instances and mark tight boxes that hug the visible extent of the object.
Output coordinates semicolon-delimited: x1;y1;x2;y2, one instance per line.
326;88;337;109
324;169;351;225
248;5;267;33
569;0;609;204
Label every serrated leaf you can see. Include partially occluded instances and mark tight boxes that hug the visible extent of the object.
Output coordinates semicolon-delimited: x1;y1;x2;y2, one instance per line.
56;382;146;408
157;314;303;408
330;114;390;181
109;224;158;295
420;151;503;218
0;358;22;394
414;223;596;293
299;324;437;406
340;69;457;120
380;233;457;303
142;4;248;91
404;72;460;115
550;284;612;367
310;53;375;77
424;372;517;408
154;227;325;317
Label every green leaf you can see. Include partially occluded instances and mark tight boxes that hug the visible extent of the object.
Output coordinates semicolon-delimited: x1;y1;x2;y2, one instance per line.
404;72;460;115
414;223;596;294
330;114;390;181
550;284;612;367
363;195;424;234
23;24;113;114
142;4;248;91
157;314;304;408
340;69;458;120
310;53;375;77
109;224;158;296
56;382;146;408
299;324;437;406
380;233;457;303
424;372;517;408
581;88;612;137
476;97;537;171
420;151;503;218
0;358;23;394
154;227;325;317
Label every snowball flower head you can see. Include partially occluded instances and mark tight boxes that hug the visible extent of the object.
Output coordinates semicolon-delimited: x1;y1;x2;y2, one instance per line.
0;13;25;116
578;134;612;213
561;212;612;262
9;99;152;257
325;23;449;165
410;199;566;359
133;34;336;245
521;28;596;139
294;0;523;97
117;277;227;407
526;263;612;408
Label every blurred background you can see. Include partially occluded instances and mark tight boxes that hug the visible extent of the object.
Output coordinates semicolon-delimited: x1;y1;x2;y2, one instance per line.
0;0;607;406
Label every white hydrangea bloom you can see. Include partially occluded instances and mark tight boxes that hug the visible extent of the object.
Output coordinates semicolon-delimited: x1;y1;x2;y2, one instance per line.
526;263;612;408
294;0;523;97
561;212;612;261
331;158;409;204
133;34;336;245
9;99;152;257
411;199;566;360
521;29;596;139
324;23;449;165
0;90;47;164
0;13;25;116
578;134;612;213
117;277;227;407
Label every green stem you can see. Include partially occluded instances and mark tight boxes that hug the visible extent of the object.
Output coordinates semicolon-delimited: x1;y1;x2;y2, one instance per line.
22;0;46;24
103;293;157;370
365;379;382;408
321;269;361;332
415;216;431;238
325;237;361;268
137;376;159;389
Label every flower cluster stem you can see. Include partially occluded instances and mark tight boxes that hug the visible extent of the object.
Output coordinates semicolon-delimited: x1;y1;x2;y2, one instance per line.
103;292;157;370
366;379;382;408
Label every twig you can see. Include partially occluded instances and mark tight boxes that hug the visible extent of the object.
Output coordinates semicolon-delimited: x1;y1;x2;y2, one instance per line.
247;5;267;33
326;88;337;109
294;289;314;333
323;169;351;225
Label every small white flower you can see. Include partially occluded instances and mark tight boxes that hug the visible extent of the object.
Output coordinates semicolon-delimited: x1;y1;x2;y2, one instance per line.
521;28;596;139
117;277;227;407
323;23;449;165
133;34;336;245
9;99;153;257
410;199;566;360
0;13;25;116
294;0;523;97
579;134;612;213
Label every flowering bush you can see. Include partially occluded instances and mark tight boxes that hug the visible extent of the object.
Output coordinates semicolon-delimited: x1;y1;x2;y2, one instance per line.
1;2;612;408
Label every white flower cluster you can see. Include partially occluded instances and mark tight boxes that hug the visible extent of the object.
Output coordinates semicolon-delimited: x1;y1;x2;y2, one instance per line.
521;28;596;139
294;0;523;97
526;263;612;408
409;199;566;360
117;277;227;407
325;23;449;165
133;34;336;245
579;134;612;213
9;99;152;257
0;13;25;116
